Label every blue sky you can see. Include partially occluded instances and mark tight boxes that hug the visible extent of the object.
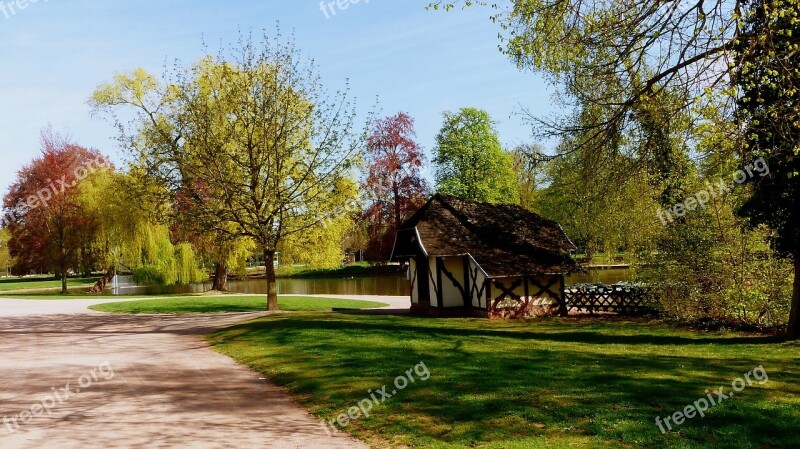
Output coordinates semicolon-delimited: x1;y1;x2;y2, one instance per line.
0;0;553;191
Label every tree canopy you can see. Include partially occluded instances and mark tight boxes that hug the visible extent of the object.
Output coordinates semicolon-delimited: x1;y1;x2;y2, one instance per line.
433;108;519;204
2;130;110;292
363;112;429;261
91;30;365;310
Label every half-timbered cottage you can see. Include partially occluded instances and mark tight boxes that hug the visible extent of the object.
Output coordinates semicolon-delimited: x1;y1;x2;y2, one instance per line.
391;194;577;318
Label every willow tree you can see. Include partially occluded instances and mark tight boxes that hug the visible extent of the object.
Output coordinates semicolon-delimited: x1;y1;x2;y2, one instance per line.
91;31;364;310
79;170;206;292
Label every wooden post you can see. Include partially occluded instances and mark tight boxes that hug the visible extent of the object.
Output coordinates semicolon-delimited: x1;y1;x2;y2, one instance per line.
558;275;568;317
485;278;492;311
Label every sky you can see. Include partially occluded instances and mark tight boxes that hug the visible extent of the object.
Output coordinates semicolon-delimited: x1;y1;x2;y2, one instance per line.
0;0;554;191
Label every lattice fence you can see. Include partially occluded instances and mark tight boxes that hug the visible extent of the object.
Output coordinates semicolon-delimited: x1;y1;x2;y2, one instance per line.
565;284;658;315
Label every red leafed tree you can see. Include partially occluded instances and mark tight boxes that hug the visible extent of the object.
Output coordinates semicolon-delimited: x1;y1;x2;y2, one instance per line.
363;112;429;261
2;129;109;293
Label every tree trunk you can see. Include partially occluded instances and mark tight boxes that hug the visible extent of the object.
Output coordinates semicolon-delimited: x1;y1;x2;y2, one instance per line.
60;267;68;294
264;249;278;311
90;265;117;294
789;254;800;339
393;182;401;229
212;262;229;291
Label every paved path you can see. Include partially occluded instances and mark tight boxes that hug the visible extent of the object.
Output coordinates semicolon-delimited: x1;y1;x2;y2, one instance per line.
0;295;408;448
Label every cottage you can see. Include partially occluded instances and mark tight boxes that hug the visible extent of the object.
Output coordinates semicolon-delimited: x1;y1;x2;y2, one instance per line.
391;194;578;318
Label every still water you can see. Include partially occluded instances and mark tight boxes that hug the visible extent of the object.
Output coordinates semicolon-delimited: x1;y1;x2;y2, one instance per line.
107;268;631;296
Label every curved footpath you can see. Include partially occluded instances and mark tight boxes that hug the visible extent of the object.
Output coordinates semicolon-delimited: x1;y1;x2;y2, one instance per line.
0;295;408;448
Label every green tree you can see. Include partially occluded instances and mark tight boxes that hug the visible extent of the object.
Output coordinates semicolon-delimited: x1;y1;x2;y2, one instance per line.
78;170;206;292
91;31;364;310
511;143;549;211
736;0;800;336
433;108;519;204
0;228;12;276
278;178;359;269
432;0;800;336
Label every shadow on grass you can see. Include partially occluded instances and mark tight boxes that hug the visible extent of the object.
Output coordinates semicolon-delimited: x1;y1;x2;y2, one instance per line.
211;314;800;449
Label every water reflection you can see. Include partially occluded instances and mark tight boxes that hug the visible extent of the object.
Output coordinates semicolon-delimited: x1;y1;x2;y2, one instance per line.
107;268;631;296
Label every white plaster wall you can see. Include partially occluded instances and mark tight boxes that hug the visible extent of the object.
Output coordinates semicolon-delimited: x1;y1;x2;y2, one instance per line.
440;257;466;308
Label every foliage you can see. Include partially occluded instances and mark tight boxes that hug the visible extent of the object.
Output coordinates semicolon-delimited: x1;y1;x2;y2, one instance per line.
735;0;800;334
431;0;800;335
91;29;365;310
639;110;794;328
2;129;109;292
77;170;206;288
429;0;741;153
122;223;205;286
641;212;793;328
131;265;167;286
511;144;548;211
433;108;519;204
0;228;12;275
536;148;663;258
279;179;359;268
362;112;429;261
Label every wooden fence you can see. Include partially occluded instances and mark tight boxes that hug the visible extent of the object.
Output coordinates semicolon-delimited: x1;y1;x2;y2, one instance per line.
565;284;658;315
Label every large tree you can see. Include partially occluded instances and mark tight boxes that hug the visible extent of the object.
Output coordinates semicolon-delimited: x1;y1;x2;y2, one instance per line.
362;112;429;260
2;130;109;293
736;0;800;335
91;31;365;310
432;0;800;336
433;108;519;204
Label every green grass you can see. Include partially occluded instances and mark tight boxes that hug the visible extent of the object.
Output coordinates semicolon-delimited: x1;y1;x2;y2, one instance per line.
0;276;99;292
88;295;388;314
209;313;800;449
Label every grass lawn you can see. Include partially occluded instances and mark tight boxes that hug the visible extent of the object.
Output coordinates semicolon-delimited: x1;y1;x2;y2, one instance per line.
88;295;388;314
0;276;99;292
209;313;800;449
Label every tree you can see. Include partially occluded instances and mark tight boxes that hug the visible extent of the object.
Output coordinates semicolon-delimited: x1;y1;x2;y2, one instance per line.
511;143;549;211
362;112;429;260
91;30;365;310
279;179;359;268
2;129;110;293
429;0;741;151
432;0;800;336
0;228;12;276
172;185;255;291
78;170;206;293
433;108;519;204
736;0;800;336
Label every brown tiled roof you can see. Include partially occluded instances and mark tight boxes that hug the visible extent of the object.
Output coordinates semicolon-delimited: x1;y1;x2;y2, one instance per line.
391;194;577;276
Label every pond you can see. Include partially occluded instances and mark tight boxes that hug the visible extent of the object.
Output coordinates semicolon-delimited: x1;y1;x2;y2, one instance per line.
107;267;632;296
